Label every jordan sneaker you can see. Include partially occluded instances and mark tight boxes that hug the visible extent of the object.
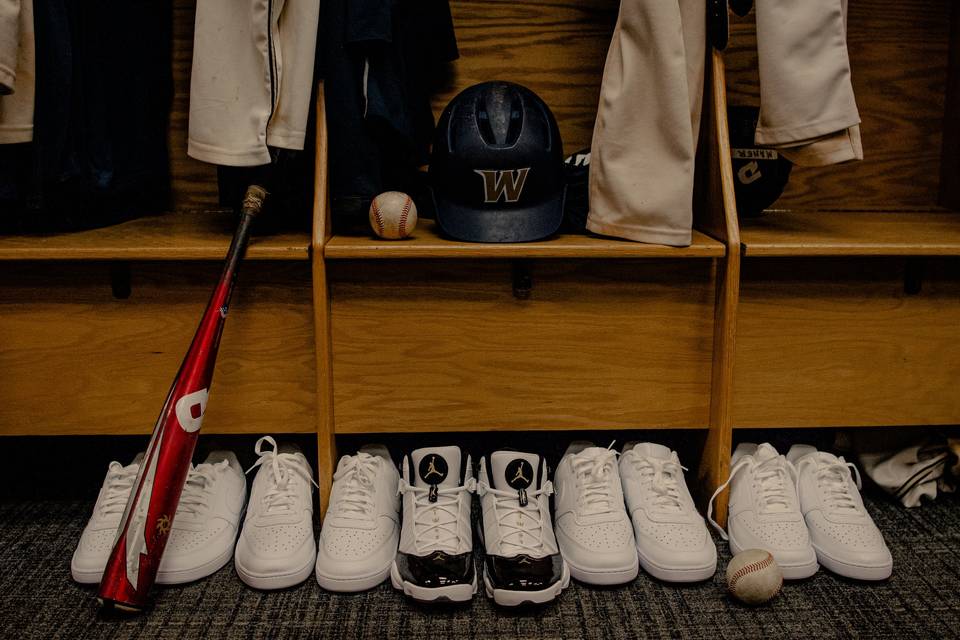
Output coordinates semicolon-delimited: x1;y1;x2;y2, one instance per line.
315;445;401;592
787;445;893;580
708;442;818;579
620;442;717;582
553;442;638;585
478;451;569;606
391;446;477;603
71;453;144;583
155;451;247;584
235;436;318;589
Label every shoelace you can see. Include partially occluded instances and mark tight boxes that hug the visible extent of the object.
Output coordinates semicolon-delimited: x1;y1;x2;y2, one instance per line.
707;454;799;540
477;479;554;556
246;436;318;515
332;452;381;520
398;477;476;553
625;452;688;513
571;444;620;517
177;460;229;517
797;456;863;516
99;461;140;517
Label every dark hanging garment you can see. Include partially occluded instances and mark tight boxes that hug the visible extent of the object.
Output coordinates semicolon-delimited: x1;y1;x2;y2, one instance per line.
320;0;458;222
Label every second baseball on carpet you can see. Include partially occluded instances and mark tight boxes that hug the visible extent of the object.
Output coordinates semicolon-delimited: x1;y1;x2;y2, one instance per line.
369;191;418;239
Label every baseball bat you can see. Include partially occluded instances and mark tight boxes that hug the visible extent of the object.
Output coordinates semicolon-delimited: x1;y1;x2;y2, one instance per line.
97;185;267;612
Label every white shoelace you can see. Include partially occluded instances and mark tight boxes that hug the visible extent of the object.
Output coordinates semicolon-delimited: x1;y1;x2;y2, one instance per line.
477;479;554;556
398;477;476;554
99;461;140;517
571;444;620;517
332;452;381;521
707;453;799;540
797;456;864;516
177;460;229;517
246;436;318;515
625;452;689;513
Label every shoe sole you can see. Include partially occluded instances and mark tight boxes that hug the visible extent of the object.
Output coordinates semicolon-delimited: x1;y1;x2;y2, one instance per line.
316;559;394;592
389;560;477;603
235;552;316;590
565;554;639;586
70;562;103;585
729;536;818;580
483;559;571;607
813;543;892;581
155;540;236;585
636;545;717;583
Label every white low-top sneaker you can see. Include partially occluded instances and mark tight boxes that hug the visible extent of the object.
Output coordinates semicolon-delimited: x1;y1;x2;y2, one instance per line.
235;436;318;590
553;442;638;585
787;445;893;581
708;442;818;580
391;446;477;604
156;451;247;585
620;442;717;582
478;451;570;607
315;445;400;592
71;453;144;584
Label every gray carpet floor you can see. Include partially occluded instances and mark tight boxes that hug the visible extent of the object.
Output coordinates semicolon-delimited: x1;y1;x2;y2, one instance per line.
2;492;959;639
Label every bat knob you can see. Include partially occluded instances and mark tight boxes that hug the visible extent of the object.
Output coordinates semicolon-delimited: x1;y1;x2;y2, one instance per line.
241;185;268;217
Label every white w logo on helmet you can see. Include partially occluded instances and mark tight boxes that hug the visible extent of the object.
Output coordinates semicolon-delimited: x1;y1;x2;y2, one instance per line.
474;168;531;203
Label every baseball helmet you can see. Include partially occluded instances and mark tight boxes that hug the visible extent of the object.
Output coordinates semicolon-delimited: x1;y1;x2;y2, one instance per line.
728;105;793;217
429;81;566;243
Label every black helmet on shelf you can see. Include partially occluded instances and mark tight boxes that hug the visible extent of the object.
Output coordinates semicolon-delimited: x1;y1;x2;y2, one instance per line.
429;81;566;243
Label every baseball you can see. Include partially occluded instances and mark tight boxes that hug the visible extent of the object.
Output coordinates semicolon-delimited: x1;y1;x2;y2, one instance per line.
369;191;417;239
726;549;782;605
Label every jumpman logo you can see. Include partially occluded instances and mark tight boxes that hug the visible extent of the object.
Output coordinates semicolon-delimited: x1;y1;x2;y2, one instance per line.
512;465;529;484
423;456;443;480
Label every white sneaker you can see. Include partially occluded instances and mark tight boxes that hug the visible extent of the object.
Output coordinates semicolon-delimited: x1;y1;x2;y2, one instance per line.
787;445;893;581
478;451;570;606
553;442;638;585
71;453;144;584
708;442;818;580
155;451;246;585
235;436;318;590
620;442;717;582
391;446;477;603
315;445;400;592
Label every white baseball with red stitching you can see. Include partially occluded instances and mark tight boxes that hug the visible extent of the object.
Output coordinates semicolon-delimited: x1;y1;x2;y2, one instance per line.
725;549;783;605
369;191;418;239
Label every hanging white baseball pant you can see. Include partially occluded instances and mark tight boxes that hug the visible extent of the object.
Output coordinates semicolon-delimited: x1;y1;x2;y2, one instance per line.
587;0;706;247
754;0;862;167
0;0;35;144
188;0;319;166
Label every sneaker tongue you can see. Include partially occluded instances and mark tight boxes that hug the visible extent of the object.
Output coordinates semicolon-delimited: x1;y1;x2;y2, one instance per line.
755;443;780;461
628;442;672;460
411;446;461;488
490;451;540;491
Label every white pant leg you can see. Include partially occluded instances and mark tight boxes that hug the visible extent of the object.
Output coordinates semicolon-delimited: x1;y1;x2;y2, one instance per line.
755;0;862;166
0;0;34;143
587;0;705;247
266;0;319;150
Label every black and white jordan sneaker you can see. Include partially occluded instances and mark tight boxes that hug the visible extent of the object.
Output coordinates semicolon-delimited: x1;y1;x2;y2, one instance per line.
477;451;570;606
391;446;477;603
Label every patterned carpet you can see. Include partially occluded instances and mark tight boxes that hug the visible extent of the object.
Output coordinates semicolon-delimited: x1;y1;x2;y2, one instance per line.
3;489;959;638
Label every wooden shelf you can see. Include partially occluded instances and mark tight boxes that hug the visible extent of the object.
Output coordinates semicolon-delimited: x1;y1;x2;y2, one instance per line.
0;210;310;261
324;220;725;259
740;210;960;257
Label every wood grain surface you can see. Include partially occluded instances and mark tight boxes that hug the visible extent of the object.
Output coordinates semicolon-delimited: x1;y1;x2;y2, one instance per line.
329;260;715;432
325;220;724;259
0;263;316;435
0;210;310;261
723;0;954;210
734;258;960;427
436;0;618;155
740;209;960;256
940;4;960;209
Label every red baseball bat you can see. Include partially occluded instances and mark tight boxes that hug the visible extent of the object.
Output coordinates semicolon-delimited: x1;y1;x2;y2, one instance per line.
97;185;267;612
